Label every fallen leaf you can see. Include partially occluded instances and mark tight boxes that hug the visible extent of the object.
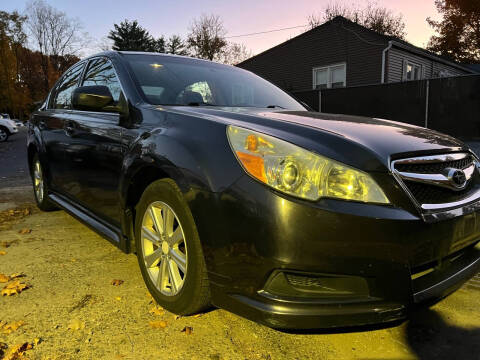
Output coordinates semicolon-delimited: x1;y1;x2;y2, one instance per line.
0;251;6;255
111;279;124;286
1;280;29;296
9;273;25;280
67;319;85;331
115;296;122;301
193;314;203;318
149;320;167;329
33;338;41;346
0;274;10;283
3;342;33;360
18;229;31;234
146;292;155;304
2;321;25;334
181;326;193;335
23;209;30;216
149;306;165;316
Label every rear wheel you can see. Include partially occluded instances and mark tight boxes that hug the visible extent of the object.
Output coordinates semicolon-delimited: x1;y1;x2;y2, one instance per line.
32;155;57;211
135;178;210;315
0;127;8;142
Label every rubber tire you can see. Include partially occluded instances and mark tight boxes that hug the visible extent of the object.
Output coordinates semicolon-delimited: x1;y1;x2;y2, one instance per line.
135;178;211;315
31;154;57;211
0;126;9;142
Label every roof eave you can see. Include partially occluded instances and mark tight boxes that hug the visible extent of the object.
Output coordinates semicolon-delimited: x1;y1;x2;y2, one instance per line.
389;40;475;73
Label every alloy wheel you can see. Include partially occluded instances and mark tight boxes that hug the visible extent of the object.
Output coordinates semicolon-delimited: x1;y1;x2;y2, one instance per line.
33;160;44;202
141;201;188;296
0;129;7;142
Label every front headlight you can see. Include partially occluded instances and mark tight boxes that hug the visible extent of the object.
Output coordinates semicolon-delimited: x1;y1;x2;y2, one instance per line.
227;125;389;204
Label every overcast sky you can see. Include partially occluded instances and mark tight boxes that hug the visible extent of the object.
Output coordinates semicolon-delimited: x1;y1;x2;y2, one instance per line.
2;0;441;57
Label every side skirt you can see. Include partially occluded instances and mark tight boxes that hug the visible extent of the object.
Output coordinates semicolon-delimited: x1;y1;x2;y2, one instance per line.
48;192;128;252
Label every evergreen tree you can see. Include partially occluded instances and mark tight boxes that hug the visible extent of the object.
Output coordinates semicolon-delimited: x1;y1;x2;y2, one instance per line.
155;35;166;53
166;35;188;56
108;19;156;52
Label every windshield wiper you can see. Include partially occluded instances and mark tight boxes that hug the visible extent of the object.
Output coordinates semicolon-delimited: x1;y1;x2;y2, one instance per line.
187;102;218;107
266;105;285;109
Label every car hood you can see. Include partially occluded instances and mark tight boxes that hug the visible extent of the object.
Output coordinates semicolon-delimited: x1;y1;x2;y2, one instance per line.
0;119;16;127
166;107;469;172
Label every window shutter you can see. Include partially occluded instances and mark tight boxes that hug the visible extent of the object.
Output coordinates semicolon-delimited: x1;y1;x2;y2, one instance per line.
402;60;408;81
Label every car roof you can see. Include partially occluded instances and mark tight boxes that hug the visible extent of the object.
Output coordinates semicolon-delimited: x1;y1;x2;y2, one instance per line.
85;50;233;67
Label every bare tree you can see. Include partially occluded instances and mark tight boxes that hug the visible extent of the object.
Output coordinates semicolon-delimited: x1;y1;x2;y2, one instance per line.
24;0;86;91
187;14;227;61
220;43;252;65
308;1;406;39
96;36;113;52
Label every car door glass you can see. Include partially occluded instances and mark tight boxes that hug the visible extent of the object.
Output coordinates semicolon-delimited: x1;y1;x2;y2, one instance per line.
82;58;122;103
52;63;84;109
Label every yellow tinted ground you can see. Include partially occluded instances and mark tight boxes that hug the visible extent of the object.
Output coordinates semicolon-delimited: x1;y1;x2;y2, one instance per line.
0;186;479;360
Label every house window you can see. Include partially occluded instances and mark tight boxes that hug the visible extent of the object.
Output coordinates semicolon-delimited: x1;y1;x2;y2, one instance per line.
313;63;346;89
404;61;422;81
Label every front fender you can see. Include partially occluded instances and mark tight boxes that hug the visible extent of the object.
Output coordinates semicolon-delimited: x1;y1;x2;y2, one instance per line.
120;114;245;201
118;112;246;255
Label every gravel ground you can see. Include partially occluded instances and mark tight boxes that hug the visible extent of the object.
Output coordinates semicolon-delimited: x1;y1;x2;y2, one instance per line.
0;187;479;360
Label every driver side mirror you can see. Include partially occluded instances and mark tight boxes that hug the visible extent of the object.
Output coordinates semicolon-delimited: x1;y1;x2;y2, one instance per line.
72;85;115;112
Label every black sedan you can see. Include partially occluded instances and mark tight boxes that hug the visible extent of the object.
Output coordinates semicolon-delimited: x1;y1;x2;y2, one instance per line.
27;51;480;329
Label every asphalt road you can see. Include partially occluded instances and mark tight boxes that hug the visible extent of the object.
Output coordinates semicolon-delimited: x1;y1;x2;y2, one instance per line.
0;127;30;189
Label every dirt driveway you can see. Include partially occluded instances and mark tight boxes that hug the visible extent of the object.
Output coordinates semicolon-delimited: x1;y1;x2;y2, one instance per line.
0;185;479;360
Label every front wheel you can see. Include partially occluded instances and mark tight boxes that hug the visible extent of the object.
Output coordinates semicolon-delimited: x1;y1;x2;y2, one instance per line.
31;155;57;211
135;178;210;315
0;127;9;142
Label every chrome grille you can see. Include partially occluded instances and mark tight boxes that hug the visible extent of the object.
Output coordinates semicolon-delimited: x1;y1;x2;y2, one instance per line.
404;180;475;205
394;155;473;174
392;153;479;210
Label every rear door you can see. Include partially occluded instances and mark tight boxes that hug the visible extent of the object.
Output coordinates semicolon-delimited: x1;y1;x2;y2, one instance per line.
32;62;85;193
61;57;128;226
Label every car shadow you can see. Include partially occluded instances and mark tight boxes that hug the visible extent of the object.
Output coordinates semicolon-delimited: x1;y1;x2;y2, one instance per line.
278;318;405;335
276;306;480;359
405;307;480;360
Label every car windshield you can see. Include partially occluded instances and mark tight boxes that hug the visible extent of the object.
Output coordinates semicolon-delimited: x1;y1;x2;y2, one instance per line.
124;54;305;110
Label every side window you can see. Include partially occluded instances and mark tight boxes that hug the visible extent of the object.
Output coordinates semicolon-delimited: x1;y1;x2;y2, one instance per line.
51;63;84;109
82;58;122;103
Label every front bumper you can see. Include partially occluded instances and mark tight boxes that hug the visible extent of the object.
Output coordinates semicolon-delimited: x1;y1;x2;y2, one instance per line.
189;175;480;329
212;243;480;329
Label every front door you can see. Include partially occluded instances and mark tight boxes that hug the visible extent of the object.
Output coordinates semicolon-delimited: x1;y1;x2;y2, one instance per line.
61;57;129;227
